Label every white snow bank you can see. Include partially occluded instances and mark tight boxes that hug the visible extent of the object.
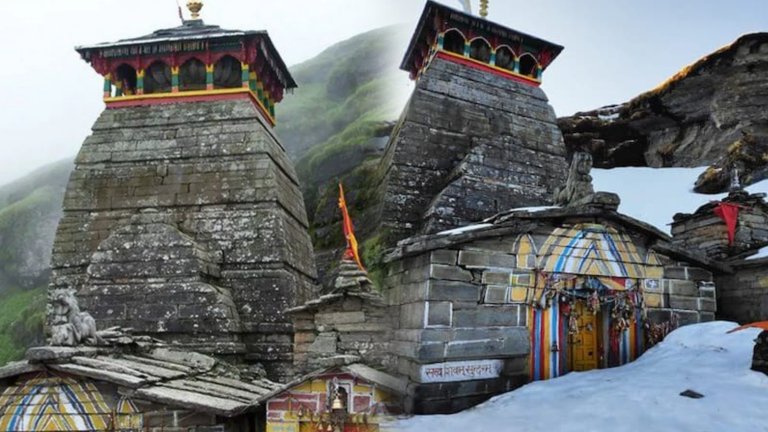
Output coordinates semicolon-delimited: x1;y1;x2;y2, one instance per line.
387;321;768;432
438;223;493;236
746;246;768;260
591;167;768;234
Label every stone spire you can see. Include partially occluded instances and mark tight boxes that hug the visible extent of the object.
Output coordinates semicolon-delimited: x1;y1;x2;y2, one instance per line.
328;258;375;295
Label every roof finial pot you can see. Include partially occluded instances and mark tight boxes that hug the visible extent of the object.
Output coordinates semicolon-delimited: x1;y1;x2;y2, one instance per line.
187;0;204;20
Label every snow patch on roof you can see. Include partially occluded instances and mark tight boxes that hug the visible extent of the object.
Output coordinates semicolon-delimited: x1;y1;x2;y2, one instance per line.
746;246;768;260
438;223;493;236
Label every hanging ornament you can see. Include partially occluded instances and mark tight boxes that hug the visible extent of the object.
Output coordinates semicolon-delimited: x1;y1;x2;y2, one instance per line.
568;312;579;336
587;291;600;315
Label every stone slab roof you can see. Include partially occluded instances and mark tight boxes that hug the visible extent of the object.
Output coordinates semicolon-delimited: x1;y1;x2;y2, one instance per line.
75;20;296;89
0;345;282;417
387;205;732;274
401;0;564;72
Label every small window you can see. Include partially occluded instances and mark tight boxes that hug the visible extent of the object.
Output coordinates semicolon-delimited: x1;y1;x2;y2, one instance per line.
519;54;538;78
443;30;466;55
114;64;137;95
495;47;515;71
144;61;172;94
469;38;492;63
214;55;242;89
180;58;207;91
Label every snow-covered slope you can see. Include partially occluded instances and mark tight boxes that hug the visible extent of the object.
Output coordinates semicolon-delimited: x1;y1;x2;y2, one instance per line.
592;168;768;234
388;322;768;432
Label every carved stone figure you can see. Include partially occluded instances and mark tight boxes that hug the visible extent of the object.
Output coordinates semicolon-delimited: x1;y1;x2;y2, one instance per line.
555;152;595;206
49;290;102;346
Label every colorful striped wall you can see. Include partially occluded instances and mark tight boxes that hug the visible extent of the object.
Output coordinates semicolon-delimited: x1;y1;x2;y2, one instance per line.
0;375;141;432
524;224;660;381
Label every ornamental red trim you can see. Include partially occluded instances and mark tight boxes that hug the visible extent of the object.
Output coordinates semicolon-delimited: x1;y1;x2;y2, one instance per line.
435;51;541;87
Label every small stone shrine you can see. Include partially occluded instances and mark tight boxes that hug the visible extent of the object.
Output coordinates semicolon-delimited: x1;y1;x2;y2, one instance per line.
265;364;405;432
672;172;768;324
381;150;726;414
49;1;317;380
287;259;393;374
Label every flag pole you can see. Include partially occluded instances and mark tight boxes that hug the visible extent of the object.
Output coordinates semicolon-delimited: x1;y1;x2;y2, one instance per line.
338;183;367;272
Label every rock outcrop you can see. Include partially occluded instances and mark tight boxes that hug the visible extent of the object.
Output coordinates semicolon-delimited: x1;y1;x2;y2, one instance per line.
559;33;768;169
693;133;768;194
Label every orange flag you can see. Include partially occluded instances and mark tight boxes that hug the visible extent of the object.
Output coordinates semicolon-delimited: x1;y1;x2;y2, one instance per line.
338;183;366;272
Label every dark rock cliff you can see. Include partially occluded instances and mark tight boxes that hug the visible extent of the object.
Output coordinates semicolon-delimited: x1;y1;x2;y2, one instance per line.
559;33;768;169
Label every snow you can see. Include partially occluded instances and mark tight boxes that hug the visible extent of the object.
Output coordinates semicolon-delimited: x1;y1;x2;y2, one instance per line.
746;246;768;260
504;206;559;213
438;223;493;236
387;322;768;432
591;167;768;234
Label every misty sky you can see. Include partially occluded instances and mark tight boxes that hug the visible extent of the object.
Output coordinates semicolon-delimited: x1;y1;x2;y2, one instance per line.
0;0;765;186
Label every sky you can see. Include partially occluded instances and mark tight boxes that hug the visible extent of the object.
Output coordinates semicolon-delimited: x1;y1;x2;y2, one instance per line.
0;0;765;186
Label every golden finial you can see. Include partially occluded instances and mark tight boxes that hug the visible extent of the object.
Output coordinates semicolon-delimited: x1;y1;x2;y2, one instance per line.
187;0;204;20
479;0;489;18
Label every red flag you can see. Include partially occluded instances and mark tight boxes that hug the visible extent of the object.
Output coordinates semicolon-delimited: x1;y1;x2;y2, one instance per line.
713;202;743;246
339;183;366;272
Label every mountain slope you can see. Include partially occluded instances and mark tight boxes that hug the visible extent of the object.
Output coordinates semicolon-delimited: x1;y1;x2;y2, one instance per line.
276;25;409;163
0;158;71;291
0;158;71;362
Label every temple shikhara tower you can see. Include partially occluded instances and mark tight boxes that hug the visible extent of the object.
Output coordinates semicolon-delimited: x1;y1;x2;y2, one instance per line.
50;1;317;380
377;0;568;240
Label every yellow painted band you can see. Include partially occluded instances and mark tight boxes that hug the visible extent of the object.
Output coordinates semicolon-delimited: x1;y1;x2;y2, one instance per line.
438;49;542;83
103;88;276;125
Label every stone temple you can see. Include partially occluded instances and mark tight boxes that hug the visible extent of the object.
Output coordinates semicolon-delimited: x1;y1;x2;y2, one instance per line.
377;0;568;241
49;5;317;380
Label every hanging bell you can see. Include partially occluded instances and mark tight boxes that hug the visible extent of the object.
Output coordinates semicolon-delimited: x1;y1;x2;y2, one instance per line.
331;395;344;411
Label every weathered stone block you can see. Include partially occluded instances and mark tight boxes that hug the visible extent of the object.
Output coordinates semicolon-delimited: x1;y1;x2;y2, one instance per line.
669;295;699;311
308;333;337;354
431;250;458;265
428;280;481;302
453;306;520;327
426;302;453;327
430;264;473;282
315;312;366;326
458;250;516;269
698;298;717;312
664;279;698;297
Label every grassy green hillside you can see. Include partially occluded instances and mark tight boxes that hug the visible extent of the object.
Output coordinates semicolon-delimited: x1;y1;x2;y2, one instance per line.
0;158;71;362
0;158;71;291
275;25;411;282
0;288;46;364
276;25;408;163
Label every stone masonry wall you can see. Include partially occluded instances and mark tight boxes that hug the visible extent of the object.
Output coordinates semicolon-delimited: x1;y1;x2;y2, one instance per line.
291;296;392;374
383;225;717;414
50;99;318;381
644;264;717;326
384;247;531;414
377;58;568;242
716;259;768;323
